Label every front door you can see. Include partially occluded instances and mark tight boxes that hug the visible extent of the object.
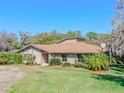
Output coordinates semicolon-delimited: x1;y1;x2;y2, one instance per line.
42;53;49;64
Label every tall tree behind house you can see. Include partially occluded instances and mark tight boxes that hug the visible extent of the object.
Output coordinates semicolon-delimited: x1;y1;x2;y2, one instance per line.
0;32;17;51
111;0;124;56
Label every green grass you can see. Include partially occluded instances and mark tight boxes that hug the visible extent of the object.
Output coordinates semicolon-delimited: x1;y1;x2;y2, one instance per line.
8;65;124;93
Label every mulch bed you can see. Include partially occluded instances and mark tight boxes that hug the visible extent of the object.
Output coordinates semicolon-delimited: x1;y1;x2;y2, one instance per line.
21;64;41;67
94;70;109;73
28;64;41;66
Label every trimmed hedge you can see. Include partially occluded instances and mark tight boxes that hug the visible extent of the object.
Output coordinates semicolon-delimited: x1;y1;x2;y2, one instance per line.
0;53;22;64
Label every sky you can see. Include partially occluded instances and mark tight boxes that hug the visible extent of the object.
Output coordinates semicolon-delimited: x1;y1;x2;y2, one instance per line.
0;0;115;35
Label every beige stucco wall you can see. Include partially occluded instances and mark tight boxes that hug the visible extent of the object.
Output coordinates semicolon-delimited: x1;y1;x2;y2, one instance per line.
54;54;62;61
20;48;46;64
58;39;78;44
53;53;78;64
67;54;78;64
48;54;54;63
21;48;81;64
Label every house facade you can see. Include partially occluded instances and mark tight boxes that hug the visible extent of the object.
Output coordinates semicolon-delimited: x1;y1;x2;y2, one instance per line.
18;38;103;65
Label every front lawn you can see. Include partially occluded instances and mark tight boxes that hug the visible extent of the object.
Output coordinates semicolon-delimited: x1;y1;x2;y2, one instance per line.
8;65;124;93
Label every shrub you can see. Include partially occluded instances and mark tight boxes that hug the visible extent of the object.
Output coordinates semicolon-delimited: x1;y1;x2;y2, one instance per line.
74;62;86;68
0;53;22;64
50;58;61;66
0;53;8;64
9;53;22;64
62;62;71;67
83;53;110;71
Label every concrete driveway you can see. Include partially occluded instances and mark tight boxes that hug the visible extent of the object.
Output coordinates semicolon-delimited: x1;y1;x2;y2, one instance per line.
0;66;22;93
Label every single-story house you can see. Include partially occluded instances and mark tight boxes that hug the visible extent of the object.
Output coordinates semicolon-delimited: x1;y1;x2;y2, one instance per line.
18;38;105;65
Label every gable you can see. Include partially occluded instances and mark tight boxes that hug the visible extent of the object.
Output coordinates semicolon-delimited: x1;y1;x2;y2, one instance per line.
17;45;48;53
56;38;84;44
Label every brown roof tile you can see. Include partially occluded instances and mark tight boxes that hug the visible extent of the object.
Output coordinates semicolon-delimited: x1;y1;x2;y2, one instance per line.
32;42;102;53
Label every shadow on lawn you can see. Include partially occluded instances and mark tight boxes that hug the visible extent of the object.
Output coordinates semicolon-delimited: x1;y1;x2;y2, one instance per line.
111;67;124;74
93;74;124;87
112;64;124;69
93;64;124;87
110;64;124;74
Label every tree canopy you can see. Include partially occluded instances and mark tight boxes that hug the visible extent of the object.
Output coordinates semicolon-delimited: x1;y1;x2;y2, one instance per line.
0;30;111;51
111;0;124;56
33;30;81;44
86;32;98;41
0;32;17;51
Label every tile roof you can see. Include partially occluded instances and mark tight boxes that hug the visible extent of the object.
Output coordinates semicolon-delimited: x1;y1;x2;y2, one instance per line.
32;42;102;53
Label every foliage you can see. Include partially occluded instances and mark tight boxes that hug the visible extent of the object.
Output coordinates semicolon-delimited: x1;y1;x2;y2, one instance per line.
86;32;98;41
110;55;124;64
111;0;124;57
50;58;62;66
111;25;124;56
0;32;17;51
11;40;21;50
19;31;32;48
8;53;22;64
64;30;81;38
33;30;81;44
62;62;71;67
0;53;22;64
0;30;111;51
83;53;110;71
73;62;86;68
98;34;112;44
85;32;112;46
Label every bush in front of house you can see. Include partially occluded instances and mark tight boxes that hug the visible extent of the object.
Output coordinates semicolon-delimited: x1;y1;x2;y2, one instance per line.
0;53;22;64
73;62;86;68
62;62;72;67
50;58;62;66
9;53;22;64
83;53;110;71
0;53;8;64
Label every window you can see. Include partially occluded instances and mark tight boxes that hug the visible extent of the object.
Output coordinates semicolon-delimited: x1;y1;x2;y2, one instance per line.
77;54;82;62
23;54;31;59
62;54;67;61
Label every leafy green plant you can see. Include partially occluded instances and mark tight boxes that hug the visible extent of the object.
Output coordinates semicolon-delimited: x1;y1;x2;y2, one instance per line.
62;62;71;67
50;58;62;66
0;53;22;64
83;53;110;71
0;53;8;64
